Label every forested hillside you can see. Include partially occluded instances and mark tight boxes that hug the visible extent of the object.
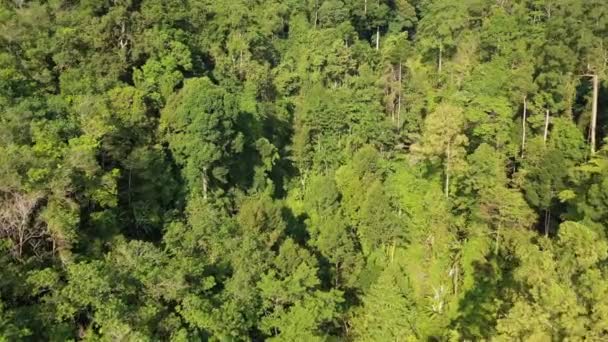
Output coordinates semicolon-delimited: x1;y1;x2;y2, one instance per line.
1;0;608;340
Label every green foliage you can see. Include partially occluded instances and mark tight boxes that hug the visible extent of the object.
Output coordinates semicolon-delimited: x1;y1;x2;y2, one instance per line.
161;77;244;197
351;265;417;341
1;0;608;340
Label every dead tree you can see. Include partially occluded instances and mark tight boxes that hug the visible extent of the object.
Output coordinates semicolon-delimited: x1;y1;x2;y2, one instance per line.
0;191;48;260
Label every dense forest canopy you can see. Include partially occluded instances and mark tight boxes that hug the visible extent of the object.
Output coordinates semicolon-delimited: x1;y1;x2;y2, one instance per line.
1;0;608;340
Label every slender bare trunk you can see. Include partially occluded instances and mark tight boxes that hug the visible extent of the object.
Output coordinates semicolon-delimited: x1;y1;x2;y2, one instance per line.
438;45;443;73
547;209;551;235
364;0;367;14
314;0;318;28
202;166;208;199
445;141;451;198
495;221;501;255
335;262;340;288
300;171;308;197
544;209;550;236
119;21;127;50
128;168;132;206
18;229;24;259
543;109;550;144
521;96;527;158
454;264;459;295
376;26;380;50
397;62;402;129
391;66;395;123
239;49;244;75
591;74;599;154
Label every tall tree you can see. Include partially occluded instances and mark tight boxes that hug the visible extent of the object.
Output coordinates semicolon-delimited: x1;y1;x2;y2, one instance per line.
161;77;244;199
411;102;468;198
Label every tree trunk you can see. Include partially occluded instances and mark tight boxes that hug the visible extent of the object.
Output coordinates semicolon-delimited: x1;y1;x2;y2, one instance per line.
314;0;318;28
364;0;367;14
390;66;395;123
375;26;380;50
544;209;551;236
335;262;340;288
445;141;451;198
300;171;308;196
495;221;501;255
591;74;599;154
451;263;459;295
397;62;402;129
438;45;443;73
18;228;24;259
239;49;244;75
543;109;550;144
119;21;127;50
521;96;527;158
454;264;459;295
202;166;209;200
